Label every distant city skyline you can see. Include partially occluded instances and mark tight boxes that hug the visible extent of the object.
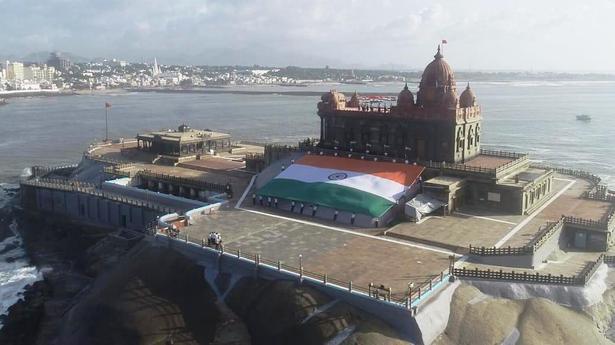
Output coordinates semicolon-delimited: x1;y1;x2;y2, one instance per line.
1;0;615;72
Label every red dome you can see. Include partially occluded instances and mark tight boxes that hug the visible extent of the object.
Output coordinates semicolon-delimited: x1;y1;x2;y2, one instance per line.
397;83;414;107
417;45;457;107
420;46;455;89
459;83;477;108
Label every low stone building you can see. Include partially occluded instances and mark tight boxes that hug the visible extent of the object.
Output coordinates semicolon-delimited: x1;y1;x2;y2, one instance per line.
136;124;232;163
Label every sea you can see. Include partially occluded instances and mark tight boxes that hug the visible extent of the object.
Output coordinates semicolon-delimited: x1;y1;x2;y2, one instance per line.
0;80;614;325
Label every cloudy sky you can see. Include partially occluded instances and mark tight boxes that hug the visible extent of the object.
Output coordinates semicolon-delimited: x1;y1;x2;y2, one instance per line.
2;0;614;71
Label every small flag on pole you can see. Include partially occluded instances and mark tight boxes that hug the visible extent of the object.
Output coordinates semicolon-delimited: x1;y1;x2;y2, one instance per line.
105;102;112;108
441;39;448;44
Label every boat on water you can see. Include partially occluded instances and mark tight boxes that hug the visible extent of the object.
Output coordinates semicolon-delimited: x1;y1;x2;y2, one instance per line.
576;114;591;121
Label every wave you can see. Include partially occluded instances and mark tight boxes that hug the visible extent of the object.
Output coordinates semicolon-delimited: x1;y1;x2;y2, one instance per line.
0;218;43;329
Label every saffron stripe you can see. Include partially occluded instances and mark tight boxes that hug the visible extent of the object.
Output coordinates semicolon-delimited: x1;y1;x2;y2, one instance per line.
297;155;424;185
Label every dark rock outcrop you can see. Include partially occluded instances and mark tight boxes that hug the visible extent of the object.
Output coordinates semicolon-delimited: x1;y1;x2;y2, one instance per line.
226;276;410;345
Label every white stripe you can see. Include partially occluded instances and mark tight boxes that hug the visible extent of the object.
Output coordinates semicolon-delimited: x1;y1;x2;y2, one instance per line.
455;211;517;225
275;164;407;202
235;174;256;209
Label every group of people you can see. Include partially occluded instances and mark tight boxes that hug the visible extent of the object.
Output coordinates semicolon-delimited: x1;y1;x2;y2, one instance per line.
207;231;223;250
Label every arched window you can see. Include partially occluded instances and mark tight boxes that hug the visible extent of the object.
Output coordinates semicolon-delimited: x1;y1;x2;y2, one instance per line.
456;128;464;152
467;126;474;149
475;125;481;143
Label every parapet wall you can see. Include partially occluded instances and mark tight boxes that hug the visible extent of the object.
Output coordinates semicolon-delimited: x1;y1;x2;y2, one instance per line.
21;184;162;231
153;234;427;344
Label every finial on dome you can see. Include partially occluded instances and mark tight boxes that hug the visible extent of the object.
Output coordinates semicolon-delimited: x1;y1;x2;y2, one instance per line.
434;45;443;59
403;82;409;90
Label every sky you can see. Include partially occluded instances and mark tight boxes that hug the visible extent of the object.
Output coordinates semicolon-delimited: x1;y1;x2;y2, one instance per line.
1;0;615;72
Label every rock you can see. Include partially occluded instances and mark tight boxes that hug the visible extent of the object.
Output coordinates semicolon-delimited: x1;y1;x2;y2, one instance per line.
434;284;614;345
0;280;51;345
225;277;410;345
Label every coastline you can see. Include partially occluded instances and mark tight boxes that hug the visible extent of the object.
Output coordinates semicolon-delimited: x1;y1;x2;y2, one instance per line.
125;87;398;97
0;90;76;99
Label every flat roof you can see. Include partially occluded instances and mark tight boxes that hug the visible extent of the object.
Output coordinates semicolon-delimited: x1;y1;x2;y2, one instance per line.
425;175;464;186
138;128;230;143
463;154;515;169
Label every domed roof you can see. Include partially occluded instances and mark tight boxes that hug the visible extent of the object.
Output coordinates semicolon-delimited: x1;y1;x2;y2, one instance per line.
459;83;476;108
397;83;414;107
319;90;346;110
420;45;455;89
417;45;458;107
443;89;458;108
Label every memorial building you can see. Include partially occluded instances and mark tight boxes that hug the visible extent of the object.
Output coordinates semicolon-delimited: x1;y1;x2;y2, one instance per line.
257;47;555;227
314;46;554;217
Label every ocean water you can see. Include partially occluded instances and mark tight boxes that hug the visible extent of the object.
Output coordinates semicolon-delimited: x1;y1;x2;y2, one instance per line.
0;184;42;327
0;81;613;323
0;81;613;186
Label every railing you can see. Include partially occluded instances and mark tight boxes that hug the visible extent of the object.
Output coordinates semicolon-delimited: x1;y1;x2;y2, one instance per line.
532;164;602;186
578;254;604;284
583;185;615;202
479;149;527;160
455;254;604;286
563;216;609;231
158;229;451;310
21;178;180;214
453;266;582;285
137;169;227;193
604;255;615;265
469;212;613;261
302;147;499;178
468;245;533;256
528;217;565;250
418;159;496;176
30;164;79;178
103;165;132;177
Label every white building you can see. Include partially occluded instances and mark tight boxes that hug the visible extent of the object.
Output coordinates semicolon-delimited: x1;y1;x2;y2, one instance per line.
5;61;24;81
24;65;56;83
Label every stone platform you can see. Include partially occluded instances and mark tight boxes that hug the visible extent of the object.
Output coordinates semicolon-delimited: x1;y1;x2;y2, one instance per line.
185;208;452;301
385;174;612;255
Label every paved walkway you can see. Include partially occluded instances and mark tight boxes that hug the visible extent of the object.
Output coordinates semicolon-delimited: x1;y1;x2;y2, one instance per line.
386;174;611;251
186;208;451;300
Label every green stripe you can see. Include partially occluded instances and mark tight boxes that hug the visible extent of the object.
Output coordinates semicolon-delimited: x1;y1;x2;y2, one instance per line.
257;178;394;218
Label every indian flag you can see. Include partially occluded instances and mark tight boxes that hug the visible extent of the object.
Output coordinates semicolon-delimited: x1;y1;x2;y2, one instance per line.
258;155;424;218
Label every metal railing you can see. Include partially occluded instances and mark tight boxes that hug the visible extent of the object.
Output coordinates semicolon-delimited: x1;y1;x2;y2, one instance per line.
30;164;79;178
157;229;451;310
21;178;181;214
